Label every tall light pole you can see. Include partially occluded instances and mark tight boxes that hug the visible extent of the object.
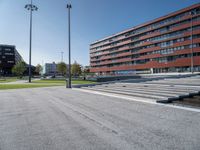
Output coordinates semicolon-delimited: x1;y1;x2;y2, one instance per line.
190;10;195;74
61;51;64;62
25;0;38;83
66;4;72;88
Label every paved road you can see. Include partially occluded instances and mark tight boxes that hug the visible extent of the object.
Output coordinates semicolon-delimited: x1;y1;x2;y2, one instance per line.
0;87;199;150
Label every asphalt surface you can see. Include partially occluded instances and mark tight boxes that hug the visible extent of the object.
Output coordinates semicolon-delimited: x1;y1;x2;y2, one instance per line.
0;87;200;150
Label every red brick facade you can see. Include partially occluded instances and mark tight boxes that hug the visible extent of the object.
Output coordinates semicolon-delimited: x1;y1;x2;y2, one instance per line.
90;3;200;75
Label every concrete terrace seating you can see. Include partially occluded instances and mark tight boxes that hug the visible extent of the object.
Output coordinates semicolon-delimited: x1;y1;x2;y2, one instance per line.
79;74;200;103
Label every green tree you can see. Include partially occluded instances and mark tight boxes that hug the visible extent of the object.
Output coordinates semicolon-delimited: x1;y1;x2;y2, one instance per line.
12;61;26;78
35;64;43;75
71;61;82;77
57;62;67;76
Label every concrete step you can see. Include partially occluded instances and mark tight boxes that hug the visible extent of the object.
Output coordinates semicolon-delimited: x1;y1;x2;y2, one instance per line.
91;86;186;98
164;78;200;81
95;86;192;97
116;83;200;91
147;81;200;86
82;87;179;103
157;81;200;85
113;85;199;94
103;83;200;93
164;80;200;83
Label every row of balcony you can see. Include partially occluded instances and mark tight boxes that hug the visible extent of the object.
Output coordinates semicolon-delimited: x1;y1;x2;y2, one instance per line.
90;20;200;58
90;13;199;51
90;56;200;72
90;34;200;63
90;46;200;67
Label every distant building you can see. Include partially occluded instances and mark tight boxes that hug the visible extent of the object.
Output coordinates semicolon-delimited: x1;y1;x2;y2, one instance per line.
90;3;200;75
82;65;90;73
0;44;23;75
43;62;57;75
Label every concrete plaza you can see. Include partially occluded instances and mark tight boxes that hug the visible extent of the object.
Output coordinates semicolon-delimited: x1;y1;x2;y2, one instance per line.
0;86;199;150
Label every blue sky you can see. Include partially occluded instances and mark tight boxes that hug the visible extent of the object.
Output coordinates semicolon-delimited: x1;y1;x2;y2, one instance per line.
0;0;199;66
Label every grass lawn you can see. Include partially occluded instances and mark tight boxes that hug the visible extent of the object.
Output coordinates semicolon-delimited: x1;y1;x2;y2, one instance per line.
72;80;96;84
0;79;96;90
0;83;63;90
32;79;96;85
0;78;18;83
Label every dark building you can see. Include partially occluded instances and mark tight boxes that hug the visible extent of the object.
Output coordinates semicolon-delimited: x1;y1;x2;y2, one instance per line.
0;44;23;75
90;3;200;75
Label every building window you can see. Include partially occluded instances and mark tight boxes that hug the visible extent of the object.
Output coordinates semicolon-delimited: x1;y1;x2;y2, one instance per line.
5;48;11;51
5;53;14;55
7;61;14;63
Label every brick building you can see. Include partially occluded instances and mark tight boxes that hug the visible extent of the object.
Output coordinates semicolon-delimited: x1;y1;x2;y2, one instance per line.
90;3;200;75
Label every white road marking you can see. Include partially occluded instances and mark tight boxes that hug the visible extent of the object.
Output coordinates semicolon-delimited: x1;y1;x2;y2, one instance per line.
73;88;200;113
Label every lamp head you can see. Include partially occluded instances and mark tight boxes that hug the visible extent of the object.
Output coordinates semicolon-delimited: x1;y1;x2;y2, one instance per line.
67;4;72;9
25;4;38;11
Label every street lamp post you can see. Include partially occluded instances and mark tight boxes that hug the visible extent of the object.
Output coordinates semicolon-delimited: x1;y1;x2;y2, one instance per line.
25;0;38;83
190;10;195;74
61;51;64;62
66;4;72;88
